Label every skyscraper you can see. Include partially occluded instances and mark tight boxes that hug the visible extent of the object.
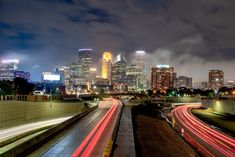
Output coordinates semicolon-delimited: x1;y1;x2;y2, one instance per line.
126;64;143;91
70;63;85;86
89;68;97;85
0;59;19;81
78;49;92;81
135;50;145;71
209;69;224;90
151;64;174;92
54;66;70;86
176;76;193;89
111;54;126;84
101;52;112;82
134;50;147;90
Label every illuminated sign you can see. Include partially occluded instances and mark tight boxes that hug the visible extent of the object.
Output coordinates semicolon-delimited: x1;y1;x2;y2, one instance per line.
78;48;93;51
43;74;60;81
157;64;170;68
136;50;146;54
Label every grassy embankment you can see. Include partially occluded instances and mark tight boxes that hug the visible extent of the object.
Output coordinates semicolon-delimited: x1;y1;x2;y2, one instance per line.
192;108;235;137
132;103;197;157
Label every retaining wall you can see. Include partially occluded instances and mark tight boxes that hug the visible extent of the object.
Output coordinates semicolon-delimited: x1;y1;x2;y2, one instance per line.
0;101;85;129
201;100;235;115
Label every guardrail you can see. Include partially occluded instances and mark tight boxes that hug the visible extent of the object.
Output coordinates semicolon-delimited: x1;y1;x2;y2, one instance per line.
0;105;98;157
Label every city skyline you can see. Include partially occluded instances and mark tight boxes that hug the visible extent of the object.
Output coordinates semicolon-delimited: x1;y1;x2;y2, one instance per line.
1;0;235;82
0;51;233;85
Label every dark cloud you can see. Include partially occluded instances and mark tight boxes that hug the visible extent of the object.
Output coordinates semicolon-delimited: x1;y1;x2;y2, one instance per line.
0;0;235;82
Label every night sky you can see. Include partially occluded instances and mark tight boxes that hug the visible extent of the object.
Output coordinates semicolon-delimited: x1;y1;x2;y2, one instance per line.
0;0;235;83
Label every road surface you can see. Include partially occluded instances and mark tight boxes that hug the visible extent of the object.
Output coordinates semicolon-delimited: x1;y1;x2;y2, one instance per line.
171;105;235;157
0;116;72;143
29;99;121;157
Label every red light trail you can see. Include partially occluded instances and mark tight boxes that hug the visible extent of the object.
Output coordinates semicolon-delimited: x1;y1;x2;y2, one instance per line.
171;105;235;157
72;99;120;157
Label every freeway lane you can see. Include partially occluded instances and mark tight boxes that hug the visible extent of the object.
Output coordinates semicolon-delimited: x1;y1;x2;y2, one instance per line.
171;105;235;157
28;99;121;157
72;99;122;157
0;116;72;143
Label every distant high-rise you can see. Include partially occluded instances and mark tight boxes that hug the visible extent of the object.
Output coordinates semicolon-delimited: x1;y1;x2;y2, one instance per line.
201;82;208;90
78;49;92;81
111;54;126;84
135;50;145;71
14;71;30;80
209;69;224;90
151;64;174;92
126;64;143;91
54;66;70;86
226;80;234;88
0;59;19;81
70;63;85;85
89;68;97;85
176;76;193;89
101;52;112;82
134;50;147;90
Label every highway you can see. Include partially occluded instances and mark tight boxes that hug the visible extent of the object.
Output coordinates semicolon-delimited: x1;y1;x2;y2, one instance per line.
171;105;235;157
0;116;72;143
28;99;122;157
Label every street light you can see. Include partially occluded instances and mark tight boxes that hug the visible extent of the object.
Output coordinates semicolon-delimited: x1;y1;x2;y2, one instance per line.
233;91;235;100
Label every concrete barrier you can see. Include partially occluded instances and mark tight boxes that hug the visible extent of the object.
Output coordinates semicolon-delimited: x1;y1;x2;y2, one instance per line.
0;105;98;157
201;100;235;115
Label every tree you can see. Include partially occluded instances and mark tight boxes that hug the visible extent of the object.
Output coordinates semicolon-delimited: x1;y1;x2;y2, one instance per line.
147;89;153;97
13;78;35;95
0;81;13;95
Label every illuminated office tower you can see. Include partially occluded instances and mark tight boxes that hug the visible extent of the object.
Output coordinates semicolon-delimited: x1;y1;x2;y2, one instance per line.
70;63;85;86
78;49;92;81
89;68;97;85
102;52;112;82
135;50;145;71
111;54;126;84
54;66;70;86
176;76;193;89
0;59;19;81
209;69;224;90
134;50;147;90
151;64;174;92
126;64;142;91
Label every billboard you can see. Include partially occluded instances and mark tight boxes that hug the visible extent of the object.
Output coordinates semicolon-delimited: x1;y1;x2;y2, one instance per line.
43;74;60;81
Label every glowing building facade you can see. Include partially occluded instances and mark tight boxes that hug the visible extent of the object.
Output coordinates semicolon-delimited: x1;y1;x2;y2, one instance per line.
0;59;19;81
111;54;126;84
134;50;147;90
151;64;174;92
54;66;70;86
209;69;224;90
78;49;92;81
101;52;112;82
175;76;193;89
89;68;97;85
